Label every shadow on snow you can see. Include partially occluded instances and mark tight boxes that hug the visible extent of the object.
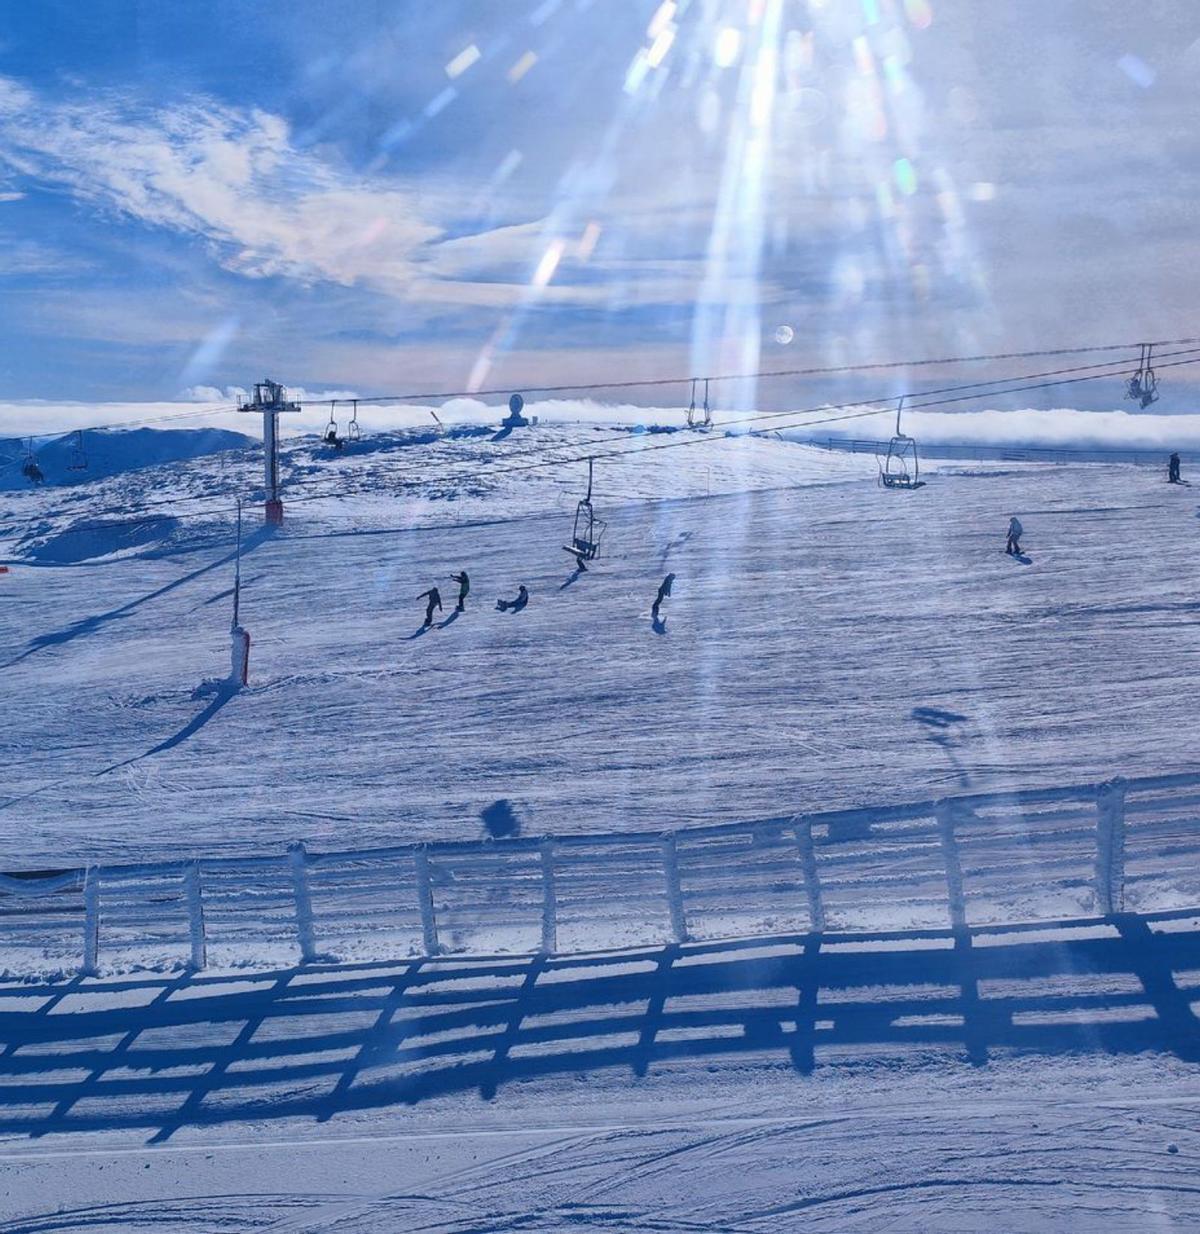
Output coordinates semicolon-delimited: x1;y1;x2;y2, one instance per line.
1;917;1198;1143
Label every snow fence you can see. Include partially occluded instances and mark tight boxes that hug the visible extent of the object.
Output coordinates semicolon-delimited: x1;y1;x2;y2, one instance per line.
3;770;1199;977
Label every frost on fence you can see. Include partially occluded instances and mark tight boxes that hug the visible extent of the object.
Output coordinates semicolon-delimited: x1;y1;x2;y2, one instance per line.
4;770;1198;977
1094;778;1127;915
0;869;87;975
1120;777;1200;913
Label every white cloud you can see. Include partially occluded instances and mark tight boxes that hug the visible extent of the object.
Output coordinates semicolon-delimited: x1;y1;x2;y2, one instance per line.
0;75;721;317
0;76;442;293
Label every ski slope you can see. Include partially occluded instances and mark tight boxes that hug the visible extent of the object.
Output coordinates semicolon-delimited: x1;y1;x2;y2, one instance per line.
1;427;1197;867
3;419;1200;1230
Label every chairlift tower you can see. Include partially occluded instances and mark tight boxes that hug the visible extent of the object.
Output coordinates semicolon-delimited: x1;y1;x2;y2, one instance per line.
238;379;301;524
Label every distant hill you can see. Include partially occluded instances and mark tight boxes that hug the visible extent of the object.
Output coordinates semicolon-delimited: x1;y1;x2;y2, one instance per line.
0;427;255;492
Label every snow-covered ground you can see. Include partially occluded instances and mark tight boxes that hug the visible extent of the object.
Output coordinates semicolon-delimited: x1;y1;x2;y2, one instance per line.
1;424;1196;865
2;414;1199;1229
4;922;1200;1230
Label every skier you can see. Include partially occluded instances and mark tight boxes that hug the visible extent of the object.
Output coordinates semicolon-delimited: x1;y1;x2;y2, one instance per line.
1169;452;1182;484
651;573;675;622
450;570;470;612
417;585;443;628
323;426;344;450
1005;515;1023;557
496;584;529;612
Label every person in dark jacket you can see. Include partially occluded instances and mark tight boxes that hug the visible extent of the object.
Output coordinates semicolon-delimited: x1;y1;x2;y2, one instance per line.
418;586;443;628
496;584;529;612
451;570;470;612
1169;452;1182;484
651;573;675;622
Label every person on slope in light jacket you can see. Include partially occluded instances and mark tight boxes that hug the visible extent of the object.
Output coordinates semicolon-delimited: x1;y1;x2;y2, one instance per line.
1005;516;1024;556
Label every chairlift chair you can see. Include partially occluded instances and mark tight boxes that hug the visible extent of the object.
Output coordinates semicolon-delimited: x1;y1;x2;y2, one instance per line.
21;438;44;484
877;397;924;490
1125;343;1159;409
323;403;343;449
347;399;361;442
563;457;606;563
687;378;712;429
68;429;87;472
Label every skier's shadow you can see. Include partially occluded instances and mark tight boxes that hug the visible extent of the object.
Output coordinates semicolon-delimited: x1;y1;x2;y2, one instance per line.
407;625;431;640
438;611;461;629
559;568;586;591
652;616;667;636
1012;553;1032;565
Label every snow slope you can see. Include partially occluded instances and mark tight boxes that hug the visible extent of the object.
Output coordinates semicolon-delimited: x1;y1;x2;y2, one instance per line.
3;417;1200;1230
0;427;1196;867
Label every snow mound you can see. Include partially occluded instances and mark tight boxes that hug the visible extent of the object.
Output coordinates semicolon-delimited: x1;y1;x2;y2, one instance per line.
19;514;180;564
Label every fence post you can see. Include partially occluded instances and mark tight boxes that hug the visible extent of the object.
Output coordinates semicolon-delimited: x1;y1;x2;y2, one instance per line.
1094;778;1127;915
934;800;968;932
415;846;440;956
183;861;207;971
539;838;557;955
81;865;100;976
660;833;689;943
287;841;318;963
793;816;826;933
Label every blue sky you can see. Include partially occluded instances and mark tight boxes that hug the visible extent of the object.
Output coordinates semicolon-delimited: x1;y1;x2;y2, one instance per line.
0;0;1198;409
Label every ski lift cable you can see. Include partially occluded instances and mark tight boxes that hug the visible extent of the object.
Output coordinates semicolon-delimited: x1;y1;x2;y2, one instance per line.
269;344;1200;502
219;340;1200;498
26;345;1199;529
275;352;1200;509
15;350;1200;522
293;346;1200;489
6;334;1193;447
280;335;1200;409
231;348;1200;516
6;332;1197;448
34;340;1196;502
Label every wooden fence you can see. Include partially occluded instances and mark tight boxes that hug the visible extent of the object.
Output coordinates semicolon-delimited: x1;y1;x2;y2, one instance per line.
3;771;1198;976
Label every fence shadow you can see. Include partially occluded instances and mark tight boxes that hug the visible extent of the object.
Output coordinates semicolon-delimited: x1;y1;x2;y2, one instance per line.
2;918;1198;1144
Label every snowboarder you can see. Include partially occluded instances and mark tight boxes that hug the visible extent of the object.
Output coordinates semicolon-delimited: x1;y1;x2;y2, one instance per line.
1005;516;1024;556
451;570;470;612
651;573;675;622
418;585;443;628
496;584;529;613
1169;452;1182;484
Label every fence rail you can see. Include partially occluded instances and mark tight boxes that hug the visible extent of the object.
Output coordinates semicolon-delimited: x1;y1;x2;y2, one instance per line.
3;770;1199;977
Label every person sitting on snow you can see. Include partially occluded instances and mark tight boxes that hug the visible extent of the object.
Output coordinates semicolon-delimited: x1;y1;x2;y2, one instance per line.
1005;516;1024;556
496;584;529;613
